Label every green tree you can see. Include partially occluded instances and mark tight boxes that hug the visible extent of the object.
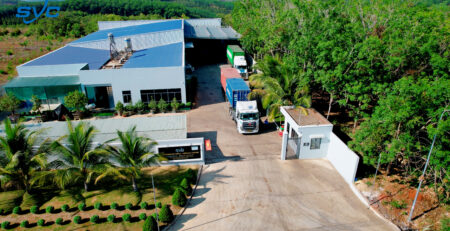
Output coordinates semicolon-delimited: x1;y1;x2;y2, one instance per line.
0;119;51;192
31;95;42;114
36;120;109;192
0;93;20;115
95;126;162;192
64;91;88;112
248;55;311;121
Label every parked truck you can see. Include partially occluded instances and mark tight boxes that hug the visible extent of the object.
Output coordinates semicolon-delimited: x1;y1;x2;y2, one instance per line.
220;65;241;92
225;78;259;134
226;45;248;79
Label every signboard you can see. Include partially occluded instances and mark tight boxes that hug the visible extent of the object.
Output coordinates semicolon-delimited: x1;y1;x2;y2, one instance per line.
205;139;212;151
158;145;201;160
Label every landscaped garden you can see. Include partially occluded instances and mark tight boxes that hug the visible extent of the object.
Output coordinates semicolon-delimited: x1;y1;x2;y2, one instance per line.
0;118;198;230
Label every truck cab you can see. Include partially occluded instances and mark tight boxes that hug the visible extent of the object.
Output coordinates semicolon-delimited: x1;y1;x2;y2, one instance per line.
235;101;259;134
233;56;248;78
227;45;248;79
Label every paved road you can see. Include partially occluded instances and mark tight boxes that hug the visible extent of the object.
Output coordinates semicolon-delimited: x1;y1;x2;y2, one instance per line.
169;65;395;230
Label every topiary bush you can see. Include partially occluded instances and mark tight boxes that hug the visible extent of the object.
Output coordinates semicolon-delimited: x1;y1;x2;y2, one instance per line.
156;202;162;208
140;202;148;210
30;205;39;214
158;205;174;223
107;214;115;223
94;202;102;210
172;188;187;207
125;202;132;210
1;221;9;229
20;220;28;228
122;213;131;222
37;219;45;227
151;213;158;220
142;216;157;231
90;215;99;224
55;218;63;225
139;213;147;220
46;206;54;214
186;168;197;184
61;204;69;212
78;203;86;211
180;178;192;196
12;206;21;214
110;202;118;210
73;216;81;224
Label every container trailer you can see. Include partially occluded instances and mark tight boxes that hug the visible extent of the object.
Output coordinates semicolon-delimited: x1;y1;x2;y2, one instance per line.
226;45;248;79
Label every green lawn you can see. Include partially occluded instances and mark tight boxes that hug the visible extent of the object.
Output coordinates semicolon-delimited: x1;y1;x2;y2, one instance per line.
0;165;198;230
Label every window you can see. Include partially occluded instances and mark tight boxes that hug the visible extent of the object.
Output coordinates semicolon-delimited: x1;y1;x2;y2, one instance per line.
140;88;181;103
122;90;131;103
310;138;321;150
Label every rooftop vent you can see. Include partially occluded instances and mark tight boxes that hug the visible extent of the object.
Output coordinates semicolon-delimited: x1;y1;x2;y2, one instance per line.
108;33;119;60
125;38;133;54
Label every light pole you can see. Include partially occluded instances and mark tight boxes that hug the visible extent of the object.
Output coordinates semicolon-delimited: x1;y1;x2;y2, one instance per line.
407;109;449;223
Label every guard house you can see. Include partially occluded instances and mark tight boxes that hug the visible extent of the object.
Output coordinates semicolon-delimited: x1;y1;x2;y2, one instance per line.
280;106;333;160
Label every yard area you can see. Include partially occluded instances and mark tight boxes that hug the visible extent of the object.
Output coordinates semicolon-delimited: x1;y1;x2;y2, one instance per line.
0;165;199;230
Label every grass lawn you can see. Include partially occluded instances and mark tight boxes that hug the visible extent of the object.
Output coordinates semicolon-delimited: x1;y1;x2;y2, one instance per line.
0;165;199;230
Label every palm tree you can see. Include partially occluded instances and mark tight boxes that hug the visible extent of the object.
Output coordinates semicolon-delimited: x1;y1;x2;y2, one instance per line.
248;55;311;121
0;118;51;192
95;126;162;192
40;120;109;192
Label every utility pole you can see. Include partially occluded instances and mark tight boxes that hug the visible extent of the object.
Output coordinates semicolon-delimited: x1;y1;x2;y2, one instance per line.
408;109;449;223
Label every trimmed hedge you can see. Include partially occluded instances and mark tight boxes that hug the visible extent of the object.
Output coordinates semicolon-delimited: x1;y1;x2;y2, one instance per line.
142;216;157;231
90;215;99;224
125;202;132;210
122;213;131;222
110;202;118;210
30;205;39;214
61;204;69;212
107;214;115;223
55;218;63;225
12;206;21;214
20;220;28;228
37;219;45;227
159;205;174;223
140;202;148;209
1;221;9;229
186;168;197;184
73;216;81;224
180;178;192;196
94;202;102;210
139;213;147;220
172;188;187;207
46;206;54;214
78;203;86;211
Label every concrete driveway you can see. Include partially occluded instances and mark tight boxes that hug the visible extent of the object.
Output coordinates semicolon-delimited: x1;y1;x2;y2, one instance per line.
169;65;395;230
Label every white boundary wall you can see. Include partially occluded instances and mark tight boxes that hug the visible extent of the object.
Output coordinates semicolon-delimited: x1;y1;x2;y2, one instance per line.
326;133;359;184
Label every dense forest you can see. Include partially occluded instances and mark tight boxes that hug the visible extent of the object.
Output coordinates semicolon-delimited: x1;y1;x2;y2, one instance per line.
232;0;449;203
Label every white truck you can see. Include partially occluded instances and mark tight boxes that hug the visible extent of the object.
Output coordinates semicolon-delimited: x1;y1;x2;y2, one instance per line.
226;45;248;79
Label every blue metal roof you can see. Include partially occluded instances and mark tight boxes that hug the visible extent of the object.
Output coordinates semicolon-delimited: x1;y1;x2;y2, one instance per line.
122;42;183;69
22;46;110;70
71;20;183;44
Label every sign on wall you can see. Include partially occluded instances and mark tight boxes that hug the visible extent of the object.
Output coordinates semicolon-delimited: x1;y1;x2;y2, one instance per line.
158;145;201;160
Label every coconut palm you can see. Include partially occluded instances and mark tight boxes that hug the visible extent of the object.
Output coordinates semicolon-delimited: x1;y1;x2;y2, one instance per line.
248;55;311;121
37;120;109;192
0;118;51;192
95;126;162;192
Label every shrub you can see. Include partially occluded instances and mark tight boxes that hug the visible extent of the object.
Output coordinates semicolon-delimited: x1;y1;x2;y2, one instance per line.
125;202;132;210
37;219;45;227
110;202;118;210
139;213;147;220
1;221;9;229
172;188;187;207
158;205;174;223
185;102;192;108
125;104;135;112
142;216;157;231
12;206;21;214
107;214;115;223
151;213;157;220
148;98;157;111
157;99;168;112
171;97;180;111
186;168;197;184
390;200;407;209
156;202;162;208
64;91;88;112
90;215;99;224
61;204;69;212
6;50;12;56
78;203;86;211
30;205;39;214
180;178;192;196
46;206;54;214
135;100;145;112
94;202;102;210
140;202;148;210
122;213;131;222
115;101;124;115
20;220;28;228
73;215;81;224
55;218;63;225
